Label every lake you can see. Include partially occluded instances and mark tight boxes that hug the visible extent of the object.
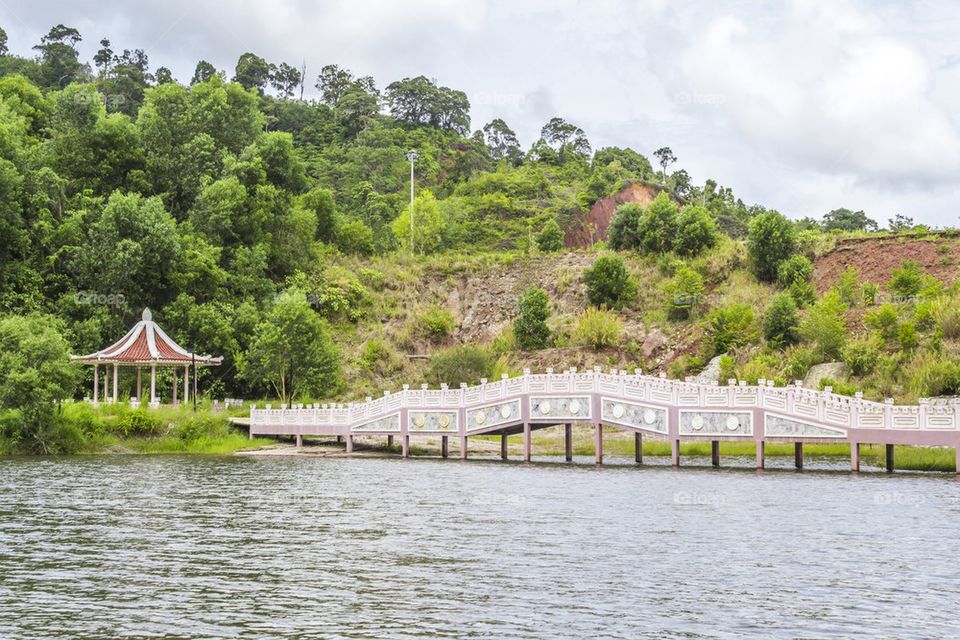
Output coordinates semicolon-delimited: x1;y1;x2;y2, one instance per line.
1;454;958;638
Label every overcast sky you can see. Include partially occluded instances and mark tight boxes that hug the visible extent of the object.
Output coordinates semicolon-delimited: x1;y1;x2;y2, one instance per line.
3;0;959;226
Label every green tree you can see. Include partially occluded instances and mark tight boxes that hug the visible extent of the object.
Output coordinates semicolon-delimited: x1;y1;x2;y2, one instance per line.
637;192;679;254
673;204;718;256
0;314;79;453
748;211;797;282
763;293;800;348
391;190;446;254
233;52;272;93
607;203;643;250
241;291;341;403
536;219;564;252
514;286;551;350
822;208;878;232
582;254;637;308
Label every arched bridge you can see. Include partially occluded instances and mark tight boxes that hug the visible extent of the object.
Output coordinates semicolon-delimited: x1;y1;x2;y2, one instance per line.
249;368;960;472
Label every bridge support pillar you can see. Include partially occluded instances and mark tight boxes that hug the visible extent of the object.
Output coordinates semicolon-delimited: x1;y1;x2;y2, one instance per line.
755;441;765;470
345;435;353;453
850;442;860;472
387;435;394;448
885;444;894;473
296;434;303;449
402;435;410;458
795;442;804;469
595;424;603;464
501;432;508;460
671;439;680;467
564;424;573;462
634;432;642;464
523;424;531;462
336;435;342;444
711;441;720;468
441;436;449;458
460;436;468;460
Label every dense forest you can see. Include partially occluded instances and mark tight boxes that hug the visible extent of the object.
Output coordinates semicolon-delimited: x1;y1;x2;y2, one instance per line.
1;23;957;454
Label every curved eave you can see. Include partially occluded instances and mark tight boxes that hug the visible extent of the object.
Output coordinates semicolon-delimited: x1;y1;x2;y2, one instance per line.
70;355;223;367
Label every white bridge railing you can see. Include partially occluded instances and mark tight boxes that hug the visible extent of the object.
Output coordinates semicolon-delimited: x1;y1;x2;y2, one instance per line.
249;368;960;433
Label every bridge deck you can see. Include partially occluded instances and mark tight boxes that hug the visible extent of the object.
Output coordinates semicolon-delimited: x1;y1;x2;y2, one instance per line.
248;368;960;471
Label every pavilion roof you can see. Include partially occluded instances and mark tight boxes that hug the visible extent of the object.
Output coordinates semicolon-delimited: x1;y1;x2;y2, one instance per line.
71;308;223;366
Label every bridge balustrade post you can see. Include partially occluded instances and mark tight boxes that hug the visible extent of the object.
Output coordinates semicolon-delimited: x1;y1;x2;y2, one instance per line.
595;424;603;464
523;423;531;462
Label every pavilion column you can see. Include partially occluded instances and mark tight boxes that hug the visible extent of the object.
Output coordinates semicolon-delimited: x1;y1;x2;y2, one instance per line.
150;365;157;404
112;363;118;403
173;368;178;406
93;364;99;404
137;367;142;402
183;365;189;404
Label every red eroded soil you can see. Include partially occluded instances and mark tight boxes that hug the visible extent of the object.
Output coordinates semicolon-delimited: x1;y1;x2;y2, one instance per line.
813;235;960;293
565;182;665;248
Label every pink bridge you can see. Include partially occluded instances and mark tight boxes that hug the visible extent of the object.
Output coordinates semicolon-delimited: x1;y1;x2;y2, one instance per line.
249;368;960;472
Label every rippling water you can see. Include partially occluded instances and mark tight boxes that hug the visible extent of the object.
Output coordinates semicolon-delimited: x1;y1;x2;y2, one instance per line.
1;454;959;638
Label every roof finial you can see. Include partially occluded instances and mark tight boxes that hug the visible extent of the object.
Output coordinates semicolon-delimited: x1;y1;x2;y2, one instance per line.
142;307;152;322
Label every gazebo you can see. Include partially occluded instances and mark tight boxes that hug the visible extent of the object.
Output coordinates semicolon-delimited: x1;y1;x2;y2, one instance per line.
71;308;223;407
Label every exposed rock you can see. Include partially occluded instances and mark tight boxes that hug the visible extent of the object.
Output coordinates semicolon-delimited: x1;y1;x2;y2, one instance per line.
803;362;849;390
692;355;725;384
565;182;666;248
640;329;670;359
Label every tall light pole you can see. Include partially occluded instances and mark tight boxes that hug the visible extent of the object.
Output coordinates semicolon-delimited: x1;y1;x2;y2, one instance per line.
406;149;419;253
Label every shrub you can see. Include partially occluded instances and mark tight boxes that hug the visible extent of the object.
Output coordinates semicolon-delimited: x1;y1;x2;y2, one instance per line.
334;218;374;256
748;211;797;282
664;267;705;320
574;308;623;350
514;286;551;350
116;409;165;437
777;255;813;287
176;414;229;442
656;253;684;277
911;359;960;397
861;282;879;306
673;204;718;257
417;306;456;342
607;203;644;250
784;346;818;381
536;219;564;252
425;345;494;387
819;377;858;396
834;266;860;307
763;292;800;348
704;303;757;355
888;260;924;300
841;335;881;376
737;353;781;385
939;304;960;340
582;254;637;308
898;321;918;351
787;280;817;308
800;290;848;360
914;300;936;331
718;355;736;383
864;304;900;343
636;192;679;254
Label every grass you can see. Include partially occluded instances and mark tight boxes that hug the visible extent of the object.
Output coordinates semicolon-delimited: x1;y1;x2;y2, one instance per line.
474;427;957;472
113;433;274;455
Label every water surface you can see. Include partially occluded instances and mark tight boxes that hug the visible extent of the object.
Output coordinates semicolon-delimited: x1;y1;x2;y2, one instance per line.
1;455;958;638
